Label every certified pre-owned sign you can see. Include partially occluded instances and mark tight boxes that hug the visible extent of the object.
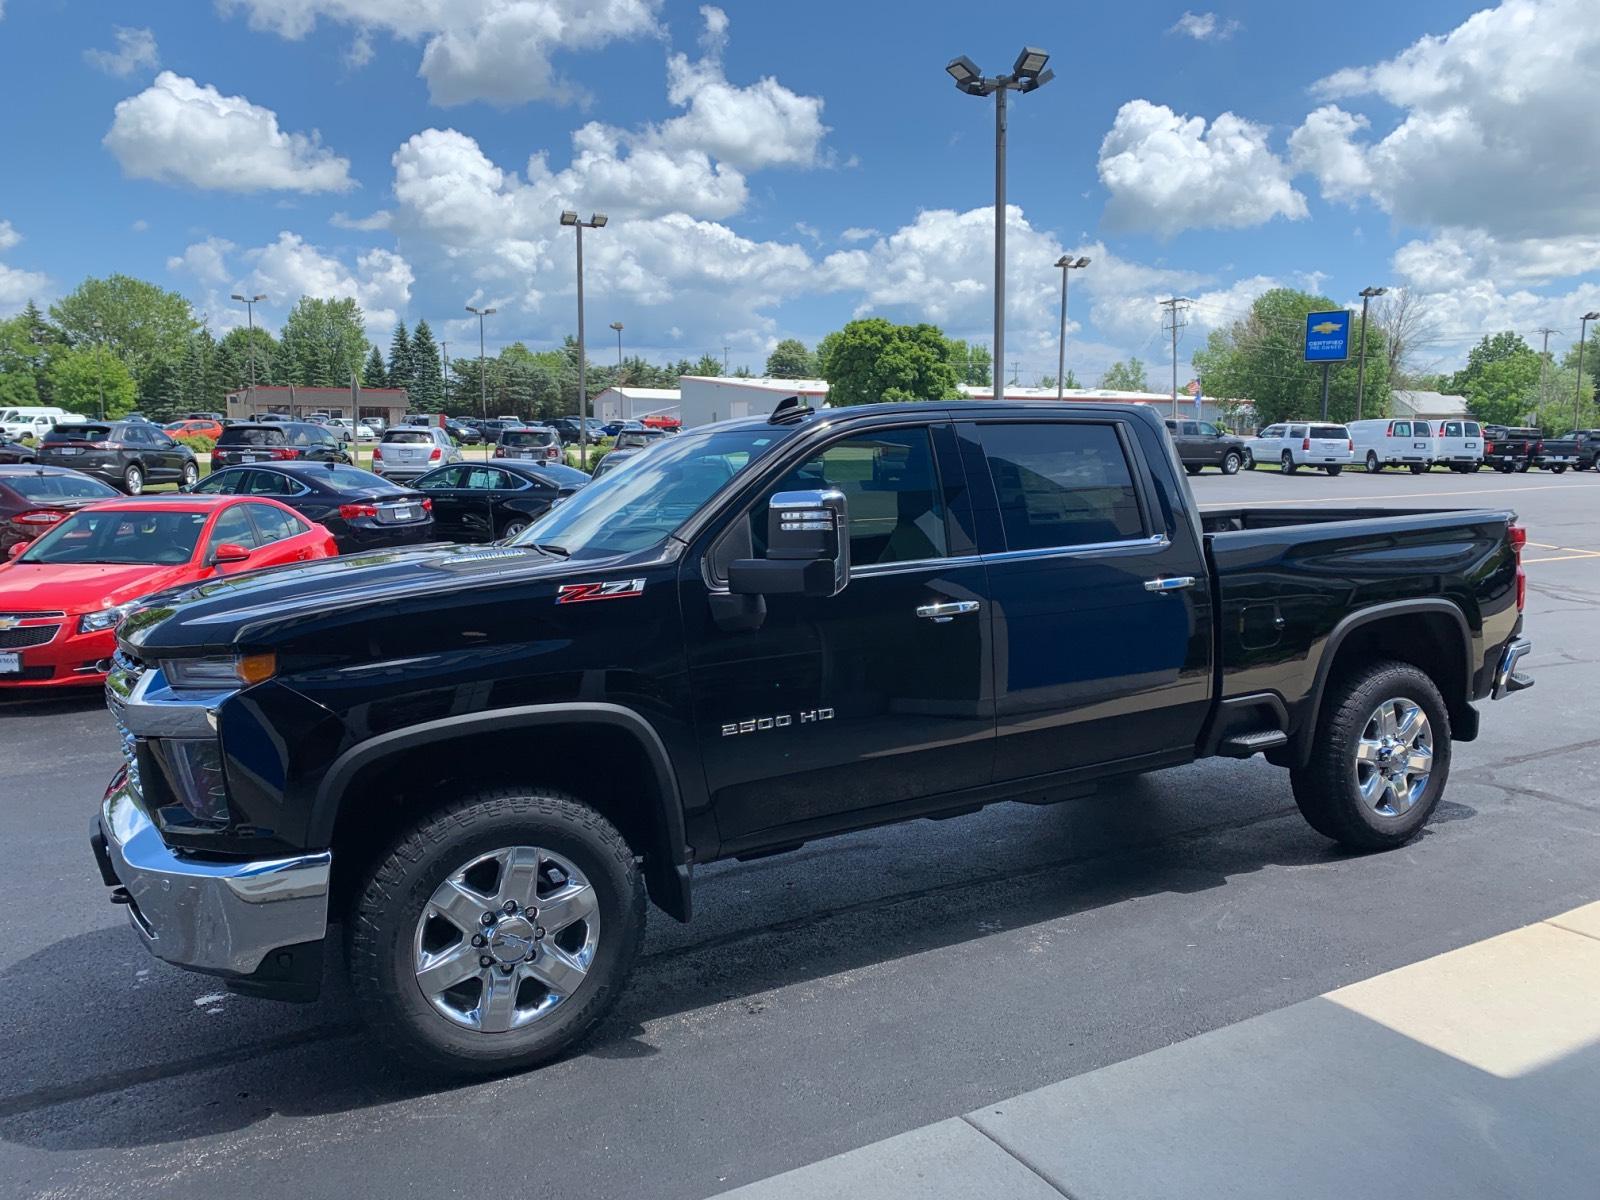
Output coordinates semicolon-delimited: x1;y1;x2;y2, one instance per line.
1304;310;1352;362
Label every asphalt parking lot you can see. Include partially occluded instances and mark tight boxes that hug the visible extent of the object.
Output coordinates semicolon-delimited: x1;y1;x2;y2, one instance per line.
3;464;1599;1200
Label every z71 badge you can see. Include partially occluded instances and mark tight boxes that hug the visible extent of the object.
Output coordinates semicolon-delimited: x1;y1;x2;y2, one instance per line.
722;708;834;736
556;578;646;604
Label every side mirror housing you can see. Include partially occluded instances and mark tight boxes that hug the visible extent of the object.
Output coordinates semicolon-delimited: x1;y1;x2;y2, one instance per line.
728;489;849;598
210;542;252;565
7;541;27;560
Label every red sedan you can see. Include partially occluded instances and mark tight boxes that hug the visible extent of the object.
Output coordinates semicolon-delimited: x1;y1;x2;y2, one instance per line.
0;495;337;689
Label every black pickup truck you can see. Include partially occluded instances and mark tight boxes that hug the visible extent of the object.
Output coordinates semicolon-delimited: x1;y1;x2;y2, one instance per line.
92;400;1534;1075
1482;425;1540;472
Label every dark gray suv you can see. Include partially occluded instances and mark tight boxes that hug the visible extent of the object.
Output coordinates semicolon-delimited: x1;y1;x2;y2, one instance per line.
1164;418;1250;475
36;421;199;494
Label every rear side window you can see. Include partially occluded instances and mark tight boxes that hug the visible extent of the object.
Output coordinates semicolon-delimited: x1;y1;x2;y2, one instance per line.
45;424;111;442
245;502;308;543
1310;426;1347;439
976;422;1145;551
220;426;284;446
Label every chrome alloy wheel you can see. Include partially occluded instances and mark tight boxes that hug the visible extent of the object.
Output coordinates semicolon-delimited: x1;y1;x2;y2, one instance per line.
1353;697;1433;818
413;846;599;1033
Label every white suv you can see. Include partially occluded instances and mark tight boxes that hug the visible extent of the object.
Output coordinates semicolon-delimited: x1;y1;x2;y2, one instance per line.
1250;422;1354;475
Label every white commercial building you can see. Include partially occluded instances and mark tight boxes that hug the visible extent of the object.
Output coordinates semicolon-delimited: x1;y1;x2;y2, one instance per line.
677;376;830;428
1390;390;1470;421
592;386;681;424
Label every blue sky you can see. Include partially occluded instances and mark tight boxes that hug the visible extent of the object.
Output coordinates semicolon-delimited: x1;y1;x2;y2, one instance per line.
2;0;1596;383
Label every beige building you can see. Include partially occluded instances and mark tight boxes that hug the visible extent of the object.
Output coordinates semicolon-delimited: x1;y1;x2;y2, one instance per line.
225;385;410;428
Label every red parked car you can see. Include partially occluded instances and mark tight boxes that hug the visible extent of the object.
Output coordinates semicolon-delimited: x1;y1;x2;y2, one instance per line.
0;464;119;557
0;495;337;689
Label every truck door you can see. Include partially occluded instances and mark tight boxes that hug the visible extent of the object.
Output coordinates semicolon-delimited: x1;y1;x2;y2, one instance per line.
684;421;994;845
957;416;1213;781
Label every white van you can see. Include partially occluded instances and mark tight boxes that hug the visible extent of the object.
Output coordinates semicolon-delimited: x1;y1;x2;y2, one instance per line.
1348;418;1438;474
0;406;85;441
1431;419;1484;472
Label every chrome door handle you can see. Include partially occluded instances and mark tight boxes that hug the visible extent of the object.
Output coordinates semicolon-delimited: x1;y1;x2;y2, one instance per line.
916;600;981;622
1143;576;1196;593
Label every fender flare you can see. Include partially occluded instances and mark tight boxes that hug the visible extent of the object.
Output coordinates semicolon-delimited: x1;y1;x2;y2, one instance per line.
1291;598;1474;764
309;702;692;919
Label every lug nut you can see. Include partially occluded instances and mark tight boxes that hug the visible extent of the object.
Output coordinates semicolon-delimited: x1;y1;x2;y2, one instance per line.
481;912;496;925
471;934;486;948
503;900;517;914
499;964;514;975
479;955;493;968
534;927;545;939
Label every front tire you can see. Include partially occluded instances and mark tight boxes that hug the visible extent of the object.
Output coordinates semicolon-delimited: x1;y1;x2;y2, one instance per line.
122;463;144;494
1281;451;1297;474
1221;450;1243;475
1290;661;1451;850
348;787;645;1077
1185;463;1202;476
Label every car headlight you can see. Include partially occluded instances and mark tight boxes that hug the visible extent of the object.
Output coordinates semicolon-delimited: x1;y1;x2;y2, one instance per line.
79;603;138;634
159;652;277;690
147;738;230;824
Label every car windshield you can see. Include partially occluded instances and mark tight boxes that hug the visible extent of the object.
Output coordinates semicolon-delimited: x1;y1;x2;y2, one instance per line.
6;472;118;501
501;430;555;447
20;507;208;565
510;426;788;560
44;424;111;442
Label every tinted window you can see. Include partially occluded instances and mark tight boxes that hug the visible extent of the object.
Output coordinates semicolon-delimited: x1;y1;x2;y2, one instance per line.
287;425;335;447
417;466;469;489
1288;425;1309;438
20;508;208;564
246;502;306;543
1444;422;1462;437
219;426;284;446
383;430;433;444
122;426;153;446
1179;421;1200;436
4;472;117;502
1310;425;1347;438
500;429;555;447
1465;423;1480;436
977;423;1143;551
44;424;112;442
243;470;300;496
758;428;947;566
208;505;259;550
1412;421;1431;436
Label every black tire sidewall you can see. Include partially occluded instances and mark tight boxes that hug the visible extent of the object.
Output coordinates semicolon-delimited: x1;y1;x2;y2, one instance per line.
349;792;643;1075
1222;452;1241;475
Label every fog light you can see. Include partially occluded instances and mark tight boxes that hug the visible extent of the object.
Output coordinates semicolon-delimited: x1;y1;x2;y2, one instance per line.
149;738;230;823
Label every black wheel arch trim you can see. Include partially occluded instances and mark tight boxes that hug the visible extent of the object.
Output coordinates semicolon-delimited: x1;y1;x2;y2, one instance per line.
1292;598;1475;766
309;702;693;921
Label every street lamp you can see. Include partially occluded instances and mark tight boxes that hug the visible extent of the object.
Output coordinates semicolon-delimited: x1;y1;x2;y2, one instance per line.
560;211;608;468
1355;286;1386;420
91;317;106;420
230;293;268;404
465;305;497;424
946;46;1054;400
1053;255;1090;399
1578;311;1600;429
609;321;624;370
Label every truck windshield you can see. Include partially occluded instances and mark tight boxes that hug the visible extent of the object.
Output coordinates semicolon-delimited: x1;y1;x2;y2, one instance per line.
510;426;789;560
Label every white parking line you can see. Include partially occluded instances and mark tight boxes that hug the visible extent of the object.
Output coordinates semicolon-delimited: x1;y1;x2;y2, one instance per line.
1198;483;1571;509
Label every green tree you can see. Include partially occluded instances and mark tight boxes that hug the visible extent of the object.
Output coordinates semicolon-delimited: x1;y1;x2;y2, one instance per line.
692;353;723;377
361;345;388;389
819;318;962;406
207;338;243;407
410;320;443;408
220;325;278;389
388;321;416;396
1099;358;1150;391
179;334;209;410
1449;331;1532;396
1465;351;1542;427
1190;288;1390;426
47;346;137;418
48;275;196;403
764;338;815;379
278;297;368;386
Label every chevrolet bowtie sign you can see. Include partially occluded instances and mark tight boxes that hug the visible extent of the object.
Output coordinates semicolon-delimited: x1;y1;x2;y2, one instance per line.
1304;310;1352;362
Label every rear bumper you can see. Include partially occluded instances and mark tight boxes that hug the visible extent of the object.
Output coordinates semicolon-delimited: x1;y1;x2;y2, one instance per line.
95;771;332;978
1492;637;1534;700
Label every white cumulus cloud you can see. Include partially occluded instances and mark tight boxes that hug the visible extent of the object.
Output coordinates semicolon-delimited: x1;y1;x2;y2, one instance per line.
0;220;49;314
84;27;160;77
105;72;354;193
1098;99;1306;236
1168;11;1239;41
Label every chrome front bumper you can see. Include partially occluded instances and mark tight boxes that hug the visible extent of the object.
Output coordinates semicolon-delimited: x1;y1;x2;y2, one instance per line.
97;773;331;977
1493;636;1534;700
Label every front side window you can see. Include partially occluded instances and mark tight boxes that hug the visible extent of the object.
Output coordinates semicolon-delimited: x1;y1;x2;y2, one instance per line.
1198;422;1220;436
1260;426;1284;438
977;422;1145;551
208;505;259;551
418;466;468;490
753;428;948;567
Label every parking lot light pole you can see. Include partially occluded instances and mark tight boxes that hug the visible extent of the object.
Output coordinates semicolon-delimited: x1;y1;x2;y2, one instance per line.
1578;313;1600;430
947;47;1054;402
1355;286;1386;421
465;305;496;427
91;317;106;420
1054;255;1089;399
561;211;608;468
230;293;268;405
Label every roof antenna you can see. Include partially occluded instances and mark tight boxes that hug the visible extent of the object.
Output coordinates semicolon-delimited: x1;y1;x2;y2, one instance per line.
768;395;812;425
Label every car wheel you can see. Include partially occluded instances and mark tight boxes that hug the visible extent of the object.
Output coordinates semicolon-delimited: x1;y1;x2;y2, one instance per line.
1366;451;1382;473
1325;465;1343;476
1221;451;1242;475
501;520;529;540
1290;661;1451;850
348;787;645;1077
1409;463;1427;474
1470;462;1482;472
181;461;199;489
1516;461;1531;473
1551;465;1567;474
1280;451;1297;474
122;463;144;495
1185;463;1202;476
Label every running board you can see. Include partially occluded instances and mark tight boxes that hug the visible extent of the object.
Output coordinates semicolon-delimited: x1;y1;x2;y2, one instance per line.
1217;729;1289;758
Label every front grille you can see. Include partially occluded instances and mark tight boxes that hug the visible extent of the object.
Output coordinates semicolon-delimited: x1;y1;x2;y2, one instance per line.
0;611;66;620
0;624;58;649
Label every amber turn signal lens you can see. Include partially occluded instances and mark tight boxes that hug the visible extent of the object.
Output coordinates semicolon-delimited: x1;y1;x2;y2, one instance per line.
238;652;277;685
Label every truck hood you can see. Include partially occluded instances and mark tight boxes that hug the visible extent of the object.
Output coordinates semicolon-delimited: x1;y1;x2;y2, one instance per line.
0;560;198;615
119;542;588;655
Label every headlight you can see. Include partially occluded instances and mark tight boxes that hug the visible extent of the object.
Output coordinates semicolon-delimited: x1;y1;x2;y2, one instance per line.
159;652;276;690
79;603;138;634
147;738;230;824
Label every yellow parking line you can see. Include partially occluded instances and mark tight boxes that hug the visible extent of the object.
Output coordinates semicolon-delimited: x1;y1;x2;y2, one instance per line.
1524;551;1600;564
1198;483;1570;509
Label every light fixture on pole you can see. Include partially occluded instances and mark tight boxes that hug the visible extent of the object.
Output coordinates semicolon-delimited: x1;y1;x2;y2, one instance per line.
1053;255;1090;399
91;316;106;421
465;304;497;425
946;46;1054;401
1577;311;1600;429
1354;286;1386;420
230;293;268;407
560;210;608;468
609;321;625;371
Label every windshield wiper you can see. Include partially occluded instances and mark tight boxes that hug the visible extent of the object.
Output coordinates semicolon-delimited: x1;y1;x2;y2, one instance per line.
532;542;570;558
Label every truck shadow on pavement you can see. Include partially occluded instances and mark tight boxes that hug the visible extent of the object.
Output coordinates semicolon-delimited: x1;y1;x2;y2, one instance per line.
0;772;1474;1154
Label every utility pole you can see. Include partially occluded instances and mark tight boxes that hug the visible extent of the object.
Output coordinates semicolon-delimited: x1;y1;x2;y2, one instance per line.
1356;286;1386;421
1010;360;1021;390
1578;312;1600;429
1534;327;1560;411
1161;298;1191;417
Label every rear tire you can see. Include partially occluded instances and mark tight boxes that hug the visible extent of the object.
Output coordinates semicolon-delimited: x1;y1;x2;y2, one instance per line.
1551;465;1567;474
1365;451;1382;474
348;787;645;1077
1408;463;1428;474
500;520;529;540
1221;451;1243;476
1290;661;1451;850
1185;463;1202;476
1281;451;1297;474
181;461;199;489
1516;461;1531;473
122;463;144;495
1324;465;1343;476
